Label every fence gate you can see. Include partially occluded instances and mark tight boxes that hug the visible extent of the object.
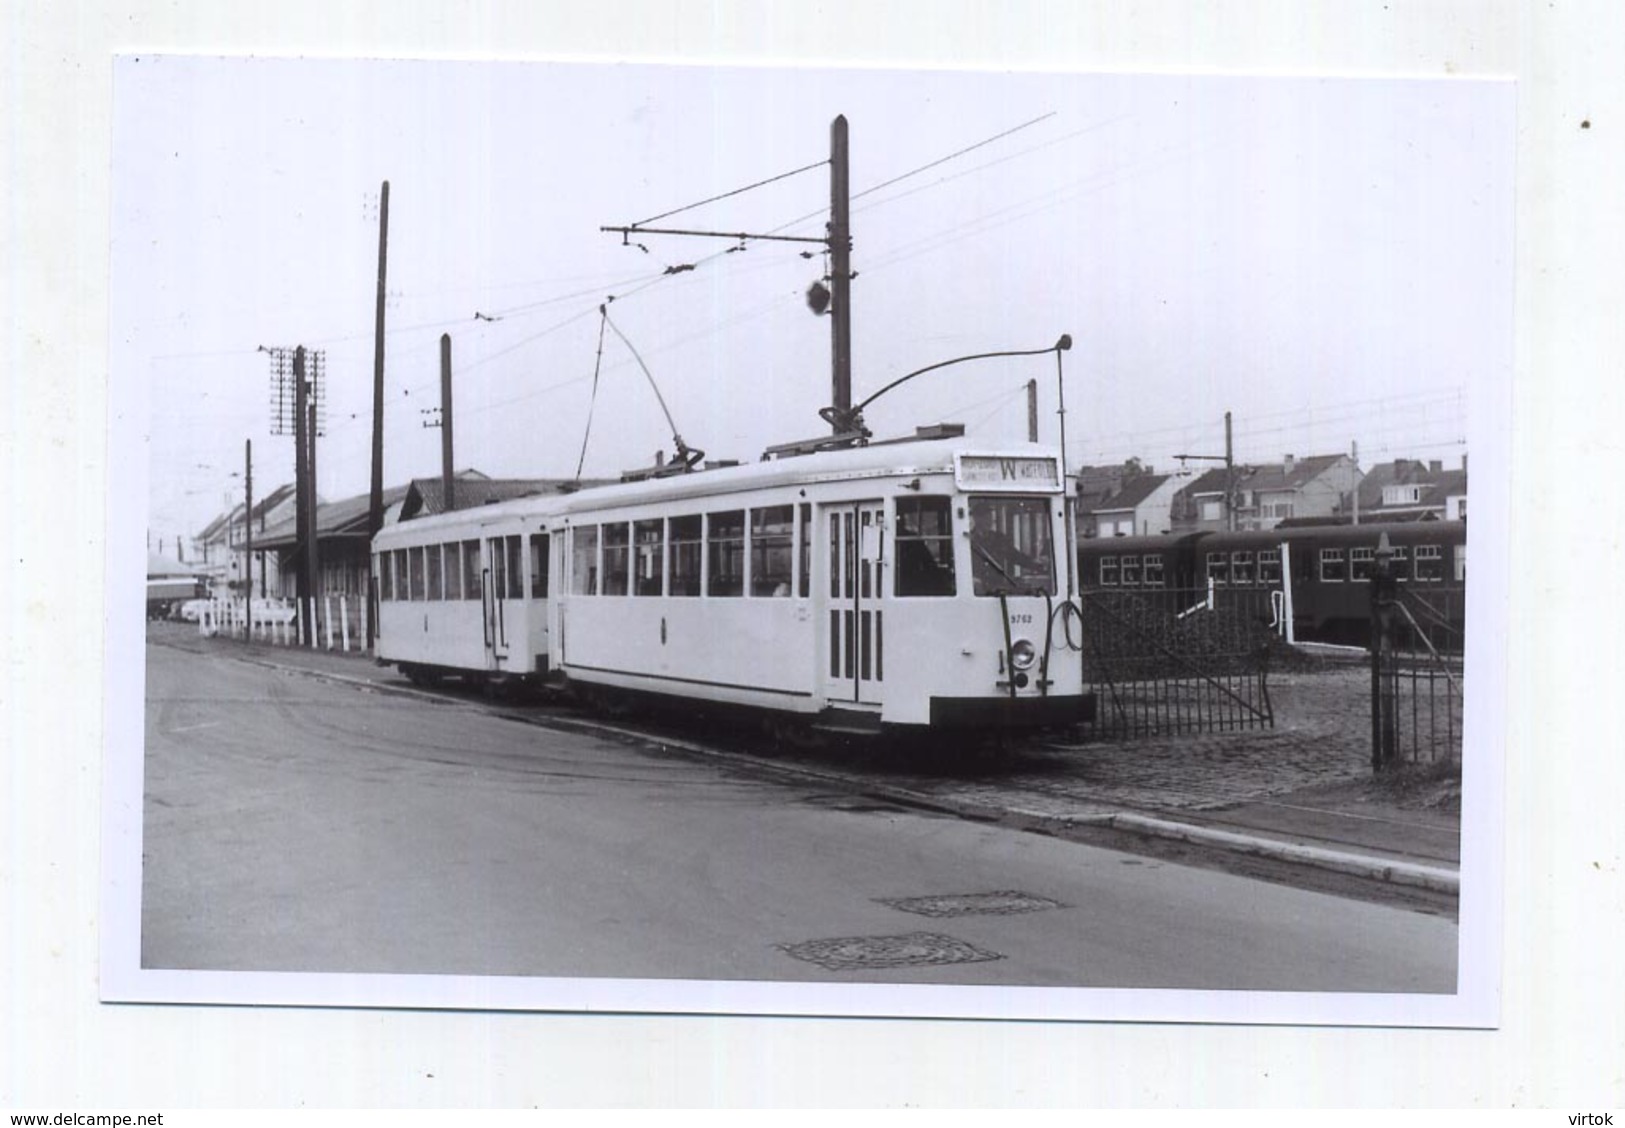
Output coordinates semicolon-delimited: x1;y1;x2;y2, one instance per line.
1371;574;1464;770
1077;587;1275;739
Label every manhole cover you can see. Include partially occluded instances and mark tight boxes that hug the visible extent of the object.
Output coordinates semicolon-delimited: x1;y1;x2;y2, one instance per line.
778;931;1004;971
875;890;1067;918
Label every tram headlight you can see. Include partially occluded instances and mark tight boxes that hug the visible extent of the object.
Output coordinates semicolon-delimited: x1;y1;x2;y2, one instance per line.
1010;638;1037;671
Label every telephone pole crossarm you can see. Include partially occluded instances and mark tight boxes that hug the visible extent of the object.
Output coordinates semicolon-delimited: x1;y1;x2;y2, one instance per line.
599;225;826;246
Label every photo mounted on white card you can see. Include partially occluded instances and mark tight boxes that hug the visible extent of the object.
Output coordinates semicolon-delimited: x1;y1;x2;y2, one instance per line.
103;55;1513;1025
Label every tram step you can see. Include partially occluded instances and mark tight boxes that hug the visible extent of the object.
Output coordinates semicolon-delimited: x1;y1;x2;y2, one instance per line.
811;708;885;735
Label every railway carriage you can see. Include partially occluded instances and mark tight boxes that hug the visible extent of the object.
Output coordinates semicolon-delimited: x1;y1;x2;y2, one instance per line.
373;437;1092;733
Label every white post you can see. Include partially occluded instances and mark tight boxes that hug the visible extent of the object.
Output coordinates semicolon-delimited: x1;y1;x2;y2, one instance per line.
324;596;335;650
361;590;370;654
340;596;351;652
1279;539;1296;644
307;598;318;649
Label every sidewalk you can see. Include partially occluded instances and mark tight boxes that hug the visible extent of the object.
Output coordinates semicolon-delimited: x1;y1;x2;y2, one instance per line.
153;622;1462;895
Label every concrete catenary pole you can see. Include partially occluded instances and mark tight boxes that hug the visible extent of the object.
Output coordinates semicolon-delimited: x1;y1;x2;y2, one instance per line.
441;333;455;513
367;180;390;648
829;116;852;433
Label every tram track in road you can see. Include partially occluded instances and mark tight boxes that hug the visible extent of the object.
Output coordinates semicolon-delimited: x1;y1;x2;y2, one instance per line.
149;629;1459;919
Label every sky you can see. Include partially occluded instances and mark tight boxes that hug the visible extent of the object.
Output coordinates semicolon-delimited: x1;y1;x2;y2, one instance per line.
113;58;1514;550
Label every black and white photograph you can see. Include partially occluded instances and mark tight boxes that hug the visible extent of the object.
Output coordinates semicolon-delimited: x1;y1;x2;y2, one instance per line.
99;54;1512;1026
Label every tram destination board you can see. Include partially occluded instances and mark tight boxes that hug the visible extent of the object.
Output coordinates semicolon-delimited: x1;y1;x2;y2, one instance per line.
954;453;1061;491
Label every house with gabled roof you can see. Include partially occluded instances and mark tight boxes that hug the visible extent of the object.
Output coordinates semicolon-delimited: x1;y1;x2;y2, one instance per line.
1074;462;1183;538
1352;457;1468;523
1170;452;1363;532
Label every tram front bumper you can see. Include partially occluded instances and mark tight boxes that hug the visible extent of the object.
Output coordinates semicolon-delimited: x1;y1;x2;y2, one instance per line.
927;692;1095;730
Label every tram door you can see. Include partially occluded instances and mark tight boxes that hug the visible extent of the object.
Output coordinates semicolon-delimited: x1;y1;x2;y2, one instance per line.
482;535;513;669
822;501;885;707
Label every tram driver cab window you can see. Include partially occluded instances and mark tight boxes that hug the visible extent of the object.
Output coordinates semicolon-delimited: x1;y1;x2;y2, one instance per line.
966;495;1056;597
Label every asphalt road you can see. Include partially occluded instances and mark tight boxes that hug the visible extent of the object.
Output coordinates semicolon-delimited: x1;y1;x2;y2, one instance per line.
141;637;1457;991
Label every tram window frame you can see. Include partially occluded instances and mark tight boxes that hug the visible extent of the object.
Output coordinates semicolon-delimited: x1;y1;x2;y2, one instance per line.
504;535;523;599
668;515;702;597
750;506;794;597
425;543;443;600
1414;544;1444;582
1258;549;1282;586
443;542;462;600
1319;548;1347;583
393;549;409;601
1120;554;1141;586
1350;546;1375;582
966;495;1057;598
1143;554;1165;588
893;496;956;598
1231;551;1254;586
601;522;631;596
570;526;599;596
797;503;811;598
529;534;549;599
488;538;507;600
378;552;393;601
634;520;664;596
708;510;745;597
1099;556;1119;586
1206;552;1229;586
408;546;426;601
461;539;481;601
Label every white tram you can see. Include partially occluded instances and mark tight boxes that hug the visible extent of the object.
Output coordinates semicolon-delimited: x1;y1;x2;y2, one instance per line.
372;437;1090;733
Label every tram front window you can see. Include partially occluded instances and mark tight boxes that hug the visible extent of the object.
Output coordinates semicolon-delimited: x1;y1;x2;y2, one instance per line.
967;495;1056;597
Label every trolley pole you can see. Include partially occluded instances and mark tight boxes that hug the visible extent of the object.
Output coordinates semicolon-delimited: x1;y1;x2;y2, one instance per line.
829;114;852;434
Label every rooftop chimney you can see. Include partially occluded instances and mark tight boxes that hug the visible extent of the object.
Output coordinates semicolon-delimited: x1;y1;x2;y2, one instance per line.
1283;454;1296;474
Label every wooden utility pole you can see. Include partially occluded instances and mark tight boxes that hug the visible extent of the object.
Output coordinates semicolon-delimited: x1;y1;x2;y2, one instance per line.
367;180;390;647
1224;410;1235;532
1026;378;1039;442
440;333;455;512
307;399;319;615
829;115;852;433
294;346;310;602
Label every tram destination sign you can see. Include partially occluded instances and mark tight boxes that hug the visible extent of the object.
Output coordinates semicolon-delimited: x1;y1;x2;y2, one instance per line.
954;453;1062;492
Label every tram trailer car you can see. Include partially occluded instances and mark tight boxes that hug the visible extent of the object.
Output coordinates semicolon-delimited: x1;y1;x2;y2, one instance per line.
1078;521;1466;649
372;494;556;688
374;439;1092;734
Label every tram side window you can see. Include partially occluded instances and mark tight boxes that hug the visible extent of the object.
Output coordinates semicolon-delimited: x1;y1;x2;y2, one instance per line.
1414;544;1443;582
505;536;523;598
601;522;630;596
1120;555;1141;586
1231;551;1254;586
529;534;549;599
393;549;408;601
409;546;426;600
571;526;599;596
634;520;663;596
1206;552;1229;586
1350;547;1374;582
488;538;507;599
1258;549;1282;586
425;544;443;600
1143;554;1165;588
797;503;811;598
443;542;462;599
751;506;793;597
1099;556;1119;586
1319;548;1347;582
377;552;393;601
708;510;745;597
894;496;955;597
668;515;702;596
461;539;481;600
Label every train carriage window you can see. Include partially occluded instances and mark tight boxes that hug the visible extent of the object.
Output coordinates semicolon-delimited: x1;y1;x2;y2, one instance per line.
1350;546;1375;582
443;542;462;600
750;507;793;597
1231;551;1254;586
1098;556;1119;586
425;544;443;600
1258;549;1282;586
409;546;426;601
601;523;630;596
505;536;523;598
708;510;745;597
1143;554;1165;588
529;534;550;598
797;503;811;598
668;515;701;596
461;539;481;600
1319;548;1347;582
1414;544;1444;582
570;526;599;596
1120;555;1141;586
1454;543;1466;583
634;520;663;596
1389;544;1410;581
1206;552;1229;586
894;496;955;597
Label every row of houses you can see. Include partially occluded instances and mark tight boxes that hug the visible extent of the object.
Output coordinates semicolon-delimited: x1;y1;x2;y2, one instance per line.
1076;453;1467;538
